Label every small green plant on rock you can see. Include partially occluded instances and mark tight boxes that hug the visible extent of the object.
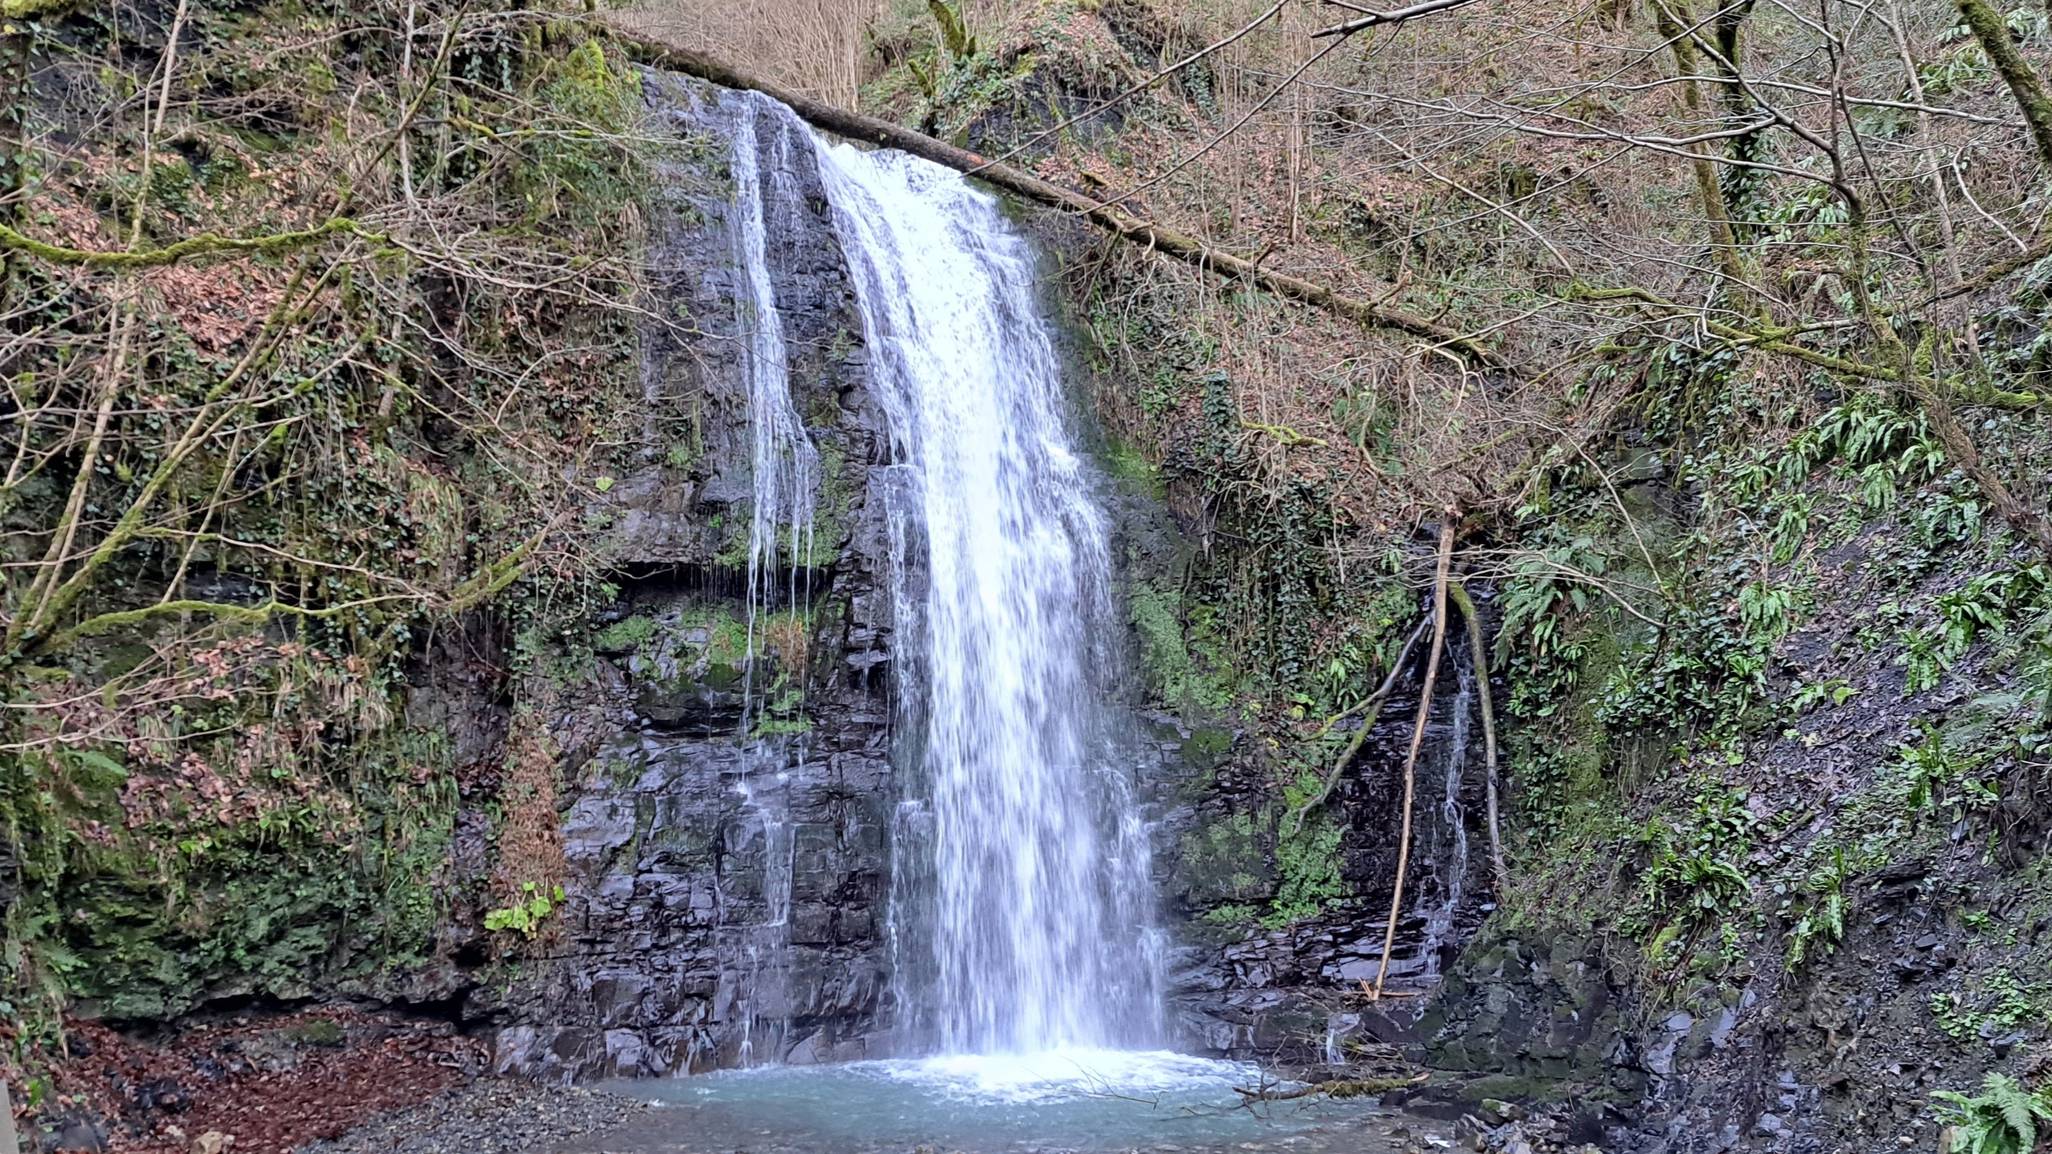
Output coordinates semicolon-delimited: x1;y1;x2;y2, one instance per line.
1933;1073;2052;1154
595;614;658;654
484;881;566;938
1900;722;1999;821
1931;969;2044;1042
1629;787;1756;971
1267;817;1347;928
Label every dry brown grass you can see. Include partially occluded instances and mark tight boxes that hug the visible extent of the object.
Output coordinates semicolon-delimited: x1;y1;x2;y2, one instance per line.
492;710;568;937
618;0;893;106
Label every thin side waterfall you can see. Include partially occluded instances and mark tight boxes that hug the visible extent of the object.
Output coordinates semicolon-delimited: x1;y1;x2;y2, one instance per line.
730;770;794;1066
1418;661;1474;980
718;89;814;1067
727;90;820;699
812;139;1164;1055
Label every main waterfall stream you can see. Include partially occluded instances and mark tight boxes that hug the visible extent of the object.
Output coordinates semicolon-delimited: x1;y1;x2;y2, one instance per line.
816;129;1164;1059
586;89;1436;1154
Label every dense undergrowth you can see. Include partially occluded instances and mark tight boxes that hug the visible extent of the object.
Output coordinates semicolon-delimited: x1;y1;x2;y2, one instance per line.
0;0;658;1085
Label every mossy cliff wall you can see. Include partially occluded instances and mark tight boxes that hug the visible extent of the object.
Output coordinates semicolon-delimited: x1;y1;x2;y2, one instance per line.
2;1;656;1043
0;6;900;1084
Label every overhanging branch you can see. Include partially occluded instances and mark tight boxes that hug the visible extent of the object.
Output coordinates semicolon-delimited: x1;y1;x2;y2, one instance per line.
1314;0;1485;38
606;28;1510;370
0;218;373;270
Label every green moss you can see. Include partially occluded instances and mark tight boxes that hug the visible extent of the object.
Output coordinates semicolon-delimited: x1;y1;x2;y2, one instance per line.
1444;1074;1579;1106
1103;436;1165;501
595;614;658;654
1129;579;1236;718
1176;812;1271;908
0;0;661;1035
1180;727;1233;772
705;611;752;668
1200;903;1261;931
1267;815;1347;928
523;38;646;224
281;1017;347;1047
713;508;752;569
807;440;853;567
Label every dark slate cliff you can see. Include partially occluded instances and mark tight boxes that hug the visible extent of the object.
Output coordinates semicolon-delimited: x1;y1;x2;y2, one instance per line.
484;75;899;1080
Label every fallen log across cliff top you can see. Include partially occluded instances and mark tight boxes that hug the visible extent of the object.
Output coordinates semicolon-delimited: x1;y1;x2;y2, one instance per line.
602;27;1511;372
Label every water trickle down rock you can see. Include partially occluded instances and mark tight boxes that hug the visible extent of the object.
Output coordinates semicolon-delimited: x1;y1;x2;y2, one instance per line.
487;75;896;1081
1418;662;1476;982
719;88;821;1070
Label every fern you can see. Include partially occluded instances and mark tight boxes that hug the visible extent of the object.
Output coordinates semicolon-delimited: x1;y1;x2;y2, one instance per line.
1933;1074;2052;1154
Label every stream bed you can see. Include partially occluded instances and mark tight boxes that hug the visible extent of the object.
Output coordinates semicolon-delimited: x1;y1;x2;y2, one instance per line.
560;1052;1446;1154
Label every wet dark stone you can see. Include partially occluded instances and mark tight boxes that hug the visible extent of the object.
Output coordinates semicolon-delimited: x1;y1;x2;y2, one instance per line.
483;76;897;1082
37;1109;111;1154
132;1077;190;1113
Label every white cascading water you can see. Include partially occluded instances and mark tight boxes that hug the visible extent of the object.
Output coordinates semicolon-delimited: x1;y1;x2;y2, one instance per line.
728;92;820;674
812;140;1165;1056
720;89;812;1067
1418;662;1474;979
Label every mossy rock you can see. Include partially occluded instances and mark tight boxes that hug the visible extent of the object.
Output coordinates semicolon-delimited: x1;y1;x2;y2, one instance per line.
1176;811;1273;908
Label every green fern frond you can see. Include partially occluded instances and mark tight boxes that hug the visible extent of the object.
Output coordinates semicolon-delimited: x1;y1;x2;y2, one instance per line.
1933;1073;2052;1154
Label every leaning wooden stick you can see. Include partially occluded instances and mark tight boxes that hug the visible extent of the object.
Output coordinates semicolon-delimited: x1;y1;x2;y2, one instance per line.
1373;510;1457;998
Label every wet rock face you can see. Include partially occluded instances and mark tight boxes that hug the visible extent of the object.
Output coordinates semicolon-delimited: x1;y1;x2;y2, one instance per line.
1415;929;1639;1089
1127;645;1495;1064
486;75;897;1081
494;727;895;1080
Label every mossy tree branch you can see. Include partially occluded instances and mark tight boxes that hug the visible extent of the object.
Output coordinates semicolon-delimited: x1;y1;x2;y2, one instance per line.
1569;283;2045;409
1649;0;1749;288
3;260;341;654
23;530;551;660
1954;0;2052;171
0;217;371;270
27;596;414;657
605;28;1511;370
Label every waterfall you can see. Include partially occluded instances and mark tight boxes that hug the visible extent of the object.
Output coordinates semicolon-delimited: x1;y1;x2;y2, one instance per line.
726;91;820;700
717;90;815;1066
1418;662;1474;979
812;141;1164;1055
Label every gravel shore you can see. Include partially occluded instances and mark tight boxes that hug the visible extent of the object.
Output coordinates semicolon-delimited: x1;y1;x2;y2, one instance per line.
297;1079;647;1154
